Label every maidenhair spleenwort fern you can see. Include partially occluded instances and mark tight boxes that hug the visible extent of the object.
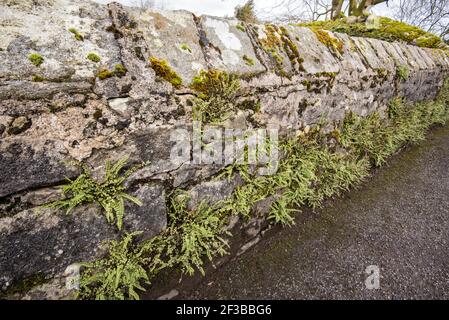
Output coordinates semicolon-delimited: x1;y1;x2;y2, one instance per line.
78;79;449;300
77;232;149;300
46;157;144;230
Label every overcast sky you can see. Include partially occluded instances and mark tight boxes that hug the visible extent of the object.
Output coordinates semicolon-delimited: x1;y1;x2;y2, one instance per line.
93;0;395;20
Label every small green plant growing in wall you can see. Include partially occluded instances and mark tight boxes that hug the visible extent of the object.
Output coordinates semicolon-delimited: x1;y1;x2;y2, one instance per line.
180;44;192;53
149;57;183;88
396;65;409;81
97;69;115;80
28;53;44;67
114;64;128;77
68;28;84;41
87;53;101;63
243;55;255;66
190;69;240;123
46;157;143;230
31;74;45;82
77;232;149;300
236;23;246;32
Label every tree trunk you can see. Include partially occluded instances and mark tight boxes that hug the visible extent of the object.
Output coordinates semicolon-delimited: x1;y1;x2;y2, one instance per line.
331;0;344;20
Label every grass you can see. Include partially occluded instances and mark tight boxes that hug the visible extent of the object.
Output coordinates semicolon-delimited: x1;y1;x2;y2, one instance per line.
297;17;445;49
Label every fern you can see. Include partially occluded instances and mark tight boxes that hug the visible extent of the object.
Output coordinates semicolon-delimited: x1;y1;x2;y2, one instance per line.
46;157;143;230
77;232;149;300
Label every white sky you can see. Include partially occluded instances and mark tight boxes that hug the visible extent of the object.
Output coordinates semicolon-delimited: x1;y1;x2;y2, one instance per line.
92;0;396;20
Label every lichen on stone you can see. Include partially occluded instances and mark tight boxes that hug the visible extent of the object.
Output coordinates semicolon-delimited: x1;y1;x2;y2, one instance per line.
259;24;305;75
28;53;44;67
149;57;183;88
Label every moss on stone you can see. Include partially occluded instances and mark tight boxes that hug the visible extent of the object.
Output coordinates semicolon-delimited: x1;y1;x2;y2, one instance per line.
97;68;115;80
28;53;44;67
149;57;183;88
243;55;255;66
396;65;409;81
190;69;239;100
31;74;45;82
236;23;246;32
180;44;192;53
297;17;445;49
68;28;84;41
259;24;305;75
0;273;47;297
87;53;101;63
310;27;344;56
114;64;127;77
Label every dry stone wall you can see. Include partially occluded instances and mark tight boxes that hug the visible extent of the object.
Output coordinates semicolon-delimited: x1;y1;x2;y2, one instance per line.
1;0;449;296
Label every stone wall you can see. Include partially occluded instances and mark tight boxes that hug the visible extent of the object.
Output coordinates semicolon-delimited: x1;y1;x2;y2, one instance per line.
1;0;449;296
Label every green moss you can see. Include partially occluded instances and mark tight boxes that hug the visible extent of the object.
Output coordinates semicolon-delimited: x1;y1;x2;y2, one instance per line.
180;44;192;53
237;99;261;112
68;28;84;41
149;57;183;88
243;54;255;66
28;53;44;67
114;64;127;77
189;69;240;123
259;24;305;75
236;23;246;32
31;74;45;82
297;17;445;49
0;273;47;297
310;27;344;56
87;53;101;63
97;69;115;80
396;65;409;81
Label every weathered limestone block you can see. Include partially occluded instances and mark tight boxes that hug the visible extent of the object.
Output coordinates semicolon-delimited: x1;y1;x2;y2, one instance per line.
0;138;79;198
0;0;121;84
287;26;340;74
0;181;166;293
130;8;208;83
200;16;266;76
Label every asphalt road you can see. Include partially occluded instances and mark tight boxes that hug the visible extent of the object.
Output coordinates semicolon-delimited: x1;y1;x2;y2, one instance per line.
180;125;449;299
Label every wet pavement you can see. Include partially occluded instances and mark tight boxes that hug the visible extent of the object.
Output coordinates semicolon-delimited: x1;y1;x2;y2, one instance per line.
180;125;449;300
